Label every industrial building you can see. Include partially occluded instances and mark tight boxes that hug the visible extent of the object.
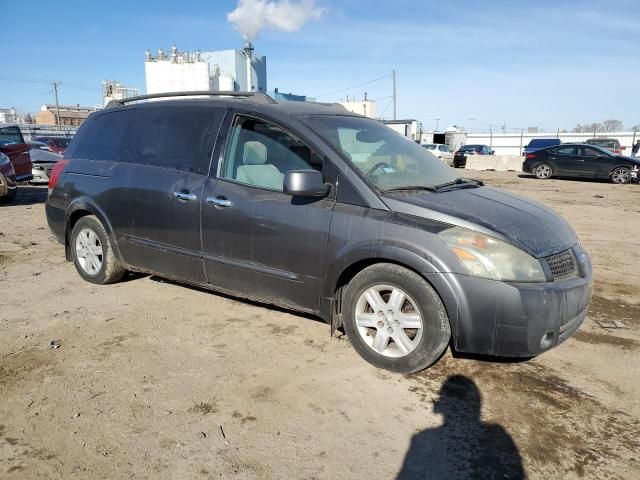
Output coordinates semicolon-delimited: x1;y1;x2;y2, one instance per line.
340;97;377;118
144;44;267;95
383;119;422;142
35;104;95;126
102;80;139;106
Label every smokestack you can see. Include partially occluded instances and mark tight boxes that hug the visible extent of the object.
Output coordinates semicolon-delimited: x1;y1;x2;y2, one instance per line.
243;41;254;92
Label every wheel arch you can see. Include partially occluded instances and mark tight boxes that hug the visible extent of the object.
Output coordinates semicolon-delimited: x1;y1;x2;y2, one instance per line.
64;198;121;262
324;244;456;336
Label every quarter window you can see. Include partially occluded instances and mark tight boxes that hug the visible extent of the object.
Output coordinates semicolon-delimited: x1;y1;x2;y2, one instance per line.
221;116;319;191
71;110;133;161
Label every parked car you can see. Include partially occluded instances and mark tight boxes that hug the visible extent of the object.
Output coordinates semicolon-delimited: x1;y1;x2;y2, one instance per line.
0;125;33;186
523;144;639;184
0;151;17;203
522;138;561;156
585;138;625;155
28;141;63;184
422;143;454;166
33;136;72;154
46;91;592;373
453;144;494;168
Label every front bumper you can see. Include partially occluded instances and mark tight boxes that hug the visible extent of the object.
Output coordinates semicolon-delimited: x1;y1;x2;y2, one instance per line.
428;245;593;357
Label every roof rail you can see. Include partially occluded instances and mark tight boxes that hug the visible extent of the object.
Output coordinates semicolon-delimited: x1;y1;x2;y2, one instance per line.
105;90;277;108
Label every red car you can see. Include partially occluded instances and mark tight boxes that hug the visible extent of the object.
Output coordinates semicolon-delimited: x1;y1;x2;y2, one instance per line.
0;125;33;202
33;136;72;154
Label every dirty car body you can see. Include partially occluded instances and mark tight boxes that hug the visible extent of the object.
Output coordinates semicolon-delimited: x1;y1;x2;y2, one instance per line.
46;92;592;372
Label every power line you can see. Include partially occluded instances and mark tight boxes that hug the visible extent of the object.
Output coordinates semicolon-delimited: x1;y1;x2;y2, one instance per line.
315;74;392;99
0;77;98;91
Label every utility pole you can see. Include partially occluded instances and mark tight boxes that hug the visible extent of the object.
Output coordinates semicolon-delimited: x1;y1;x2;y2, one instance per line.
435;118;441;131
51;81;62;127
392;70;396;120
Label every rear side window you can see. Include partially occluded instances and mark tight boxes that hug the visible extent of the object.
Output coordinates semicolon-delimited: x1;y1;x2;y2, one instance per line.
71;110;133;160
553;146;576;155
119;106;223;175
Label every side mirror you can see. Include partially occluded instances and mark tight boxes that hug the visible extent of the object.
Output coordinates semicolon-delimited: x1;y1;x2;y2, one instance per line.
283;170;329;197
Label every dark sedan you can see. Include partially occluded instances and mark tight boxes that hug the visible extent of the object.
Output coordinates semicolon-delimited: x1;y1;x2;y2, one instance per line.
523;144;639;184
453;144;494;168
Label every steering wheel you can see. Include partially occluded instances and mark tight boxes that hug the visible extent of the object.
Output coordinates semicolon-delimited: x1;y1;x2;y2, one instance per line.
365;162;392;179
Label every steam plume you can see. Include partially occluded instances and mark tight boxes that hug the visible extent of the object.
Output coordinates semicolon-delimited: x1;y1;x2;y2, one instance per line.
227;0;324;40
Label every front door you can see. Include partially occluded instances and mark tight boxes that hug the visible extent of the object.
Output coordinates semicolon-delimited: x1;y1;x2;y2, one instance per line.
118;105;223;283
201;114;334;312
579;146;612;178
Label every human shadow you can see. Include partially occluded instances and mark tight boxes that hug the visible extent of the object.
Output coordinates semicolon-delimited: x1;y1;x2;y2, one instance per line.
396;375;525;480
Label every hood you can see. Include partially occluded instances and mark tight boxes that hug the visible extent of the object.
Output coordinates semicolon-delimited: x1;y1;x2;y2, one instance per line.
382;186;577;258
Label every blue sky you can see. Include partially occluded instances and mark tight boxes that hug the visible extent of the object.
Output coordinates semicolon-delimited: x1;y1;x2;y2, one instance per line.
2;0;638;132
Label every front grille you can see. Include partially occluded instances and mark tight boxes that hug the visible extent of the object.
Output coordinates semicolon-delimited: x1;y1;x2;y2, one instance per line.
545;249;579;281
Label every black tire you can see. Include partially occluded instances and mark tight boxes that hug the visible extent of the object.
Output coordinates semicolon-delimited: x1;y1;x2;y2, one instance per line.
70;215;125;284
610;167;631;184
534;163;553;179
342;263;451;373
0;187;17;204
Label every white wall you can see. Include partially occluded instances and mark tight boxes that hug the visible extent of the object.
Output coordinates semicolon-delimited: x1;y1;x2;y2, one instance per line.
339;101;377;118
466;131;640;156
144;61;211;95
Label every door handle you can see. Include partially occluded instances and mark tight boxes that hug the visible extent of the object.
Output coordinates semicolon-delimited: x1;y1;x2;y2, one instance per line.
174;191;197;201
206;196;233;208
576;159;585;162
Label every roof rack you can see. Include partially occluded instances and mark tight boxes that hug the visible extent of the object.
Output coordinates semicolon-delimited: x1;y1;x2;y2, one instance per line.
105;90;277;108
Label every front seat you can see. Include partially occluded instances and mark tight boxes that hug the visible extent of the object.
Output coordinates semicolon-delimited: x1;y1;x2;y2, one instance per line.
236;140;284;190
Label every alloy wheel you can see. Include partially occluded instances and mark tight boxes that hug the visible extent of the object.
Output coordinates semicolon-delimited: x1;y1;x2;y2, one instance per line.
611;168;630;184
354;285;423;358
75;228;104;275
535;164;552;179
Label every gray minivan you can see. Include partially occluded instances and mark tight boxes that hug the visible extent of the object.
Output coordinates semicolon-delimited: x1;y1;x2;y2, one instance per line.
46;92;592;373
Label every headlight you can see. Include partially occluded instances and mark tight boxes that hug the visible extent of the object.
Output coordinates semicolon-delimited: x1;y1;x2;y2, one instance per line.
0;152;10;167
439;226;546;282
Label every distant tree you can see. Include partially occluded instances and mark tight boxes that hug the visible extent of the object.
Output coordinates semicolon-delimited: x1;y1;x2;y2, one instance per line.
632;125;640;132
572;124;584;133
602;119;623;132
583;122;603;134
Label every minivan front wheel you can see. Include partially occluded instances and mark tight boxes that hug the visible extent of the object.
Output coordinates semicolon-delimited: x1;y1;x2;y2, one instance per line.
342;264;451;373
71;216;125;284
534;163;553;179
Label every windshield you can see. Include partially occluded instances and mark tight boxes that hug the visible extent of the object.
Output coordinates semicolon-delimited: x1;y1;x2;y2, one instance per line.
459;145;481;152
422;144;437;149
302;115;457;190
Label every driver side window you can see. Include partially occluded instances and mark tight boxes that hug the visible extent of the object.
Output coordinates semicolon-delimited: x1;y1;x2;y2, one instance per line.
221;116;320;191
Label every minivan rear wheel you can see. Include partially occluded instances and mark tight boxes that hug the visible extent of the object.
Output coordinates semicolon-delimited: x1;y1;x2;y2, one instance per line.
342;263;451;373
534;163;553;179
70;216;125;284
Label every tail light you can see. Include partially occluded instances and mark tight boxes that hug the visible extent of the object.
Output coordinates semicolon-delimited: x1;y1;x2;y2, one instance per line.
526;153;537;159
48;159;69;193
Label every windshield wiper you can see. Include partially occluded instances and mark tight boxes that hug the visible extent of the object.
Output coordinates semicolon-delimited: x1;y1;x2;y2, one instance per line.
433;178;484;192
384;185;436;192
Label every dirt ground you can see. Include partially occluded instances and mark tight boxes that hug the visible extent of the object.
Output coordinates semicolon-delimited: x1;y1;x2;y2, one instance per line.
1;174;639;479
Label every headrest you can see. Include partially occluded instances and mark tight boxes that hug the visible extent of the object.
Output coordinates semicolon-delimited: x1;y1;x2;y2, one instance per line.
243;141;267;165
